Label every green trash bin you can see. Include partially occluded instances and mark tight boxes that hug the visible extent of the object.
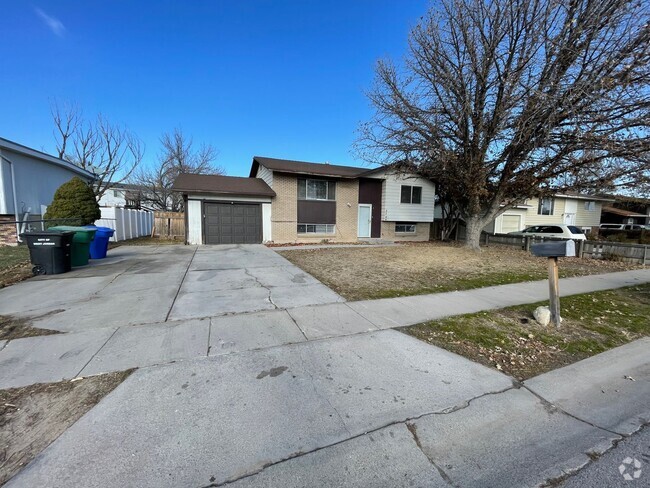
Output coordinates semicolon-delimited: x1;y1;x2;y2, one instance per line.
49;226;97;267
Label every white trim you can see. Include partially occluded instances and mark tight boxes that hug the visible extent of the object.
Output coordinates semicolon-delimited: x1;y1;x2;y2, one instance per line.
186;192;272;204
262;203;272;242
0;137;95;179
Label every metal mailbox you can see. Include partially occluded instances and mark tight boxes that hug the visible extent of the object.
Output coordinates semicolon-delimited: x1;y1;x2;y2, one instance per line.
531;240;576;258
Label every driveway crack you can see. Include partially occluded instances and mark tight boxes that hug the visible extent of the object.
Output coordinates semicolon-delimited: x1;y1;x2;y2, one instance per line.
243;268;278;310
195;385;517;487
296;347;351;437
165;246;198;322
406;422;460;487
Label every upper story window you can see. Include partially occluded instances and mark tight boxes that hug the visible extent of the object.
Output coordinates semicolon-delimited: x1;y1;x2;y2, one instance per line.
298;178;336;201
538;197;554;215
400;185;422;204
113;190;123;198
584;201;596;211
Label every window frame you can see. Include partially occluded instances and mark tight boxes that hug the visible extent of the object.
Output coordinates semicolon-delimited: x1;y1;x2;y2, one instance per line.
298;178;336;201
584;201;596;211
538;197;554;215
400;185;423;204
395;222;416;233
297;223;336;234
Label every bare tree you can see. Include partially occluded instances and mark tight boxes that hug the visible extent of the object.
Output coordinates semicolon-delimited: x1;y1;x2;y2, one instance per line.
133;128;224;211
52;102;144;199
356;0;650;249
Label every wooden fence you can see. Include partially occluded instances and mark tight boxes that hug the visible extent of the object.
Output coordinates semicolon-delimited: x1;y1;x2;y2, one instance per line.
153;211;185;239
480;233;649;265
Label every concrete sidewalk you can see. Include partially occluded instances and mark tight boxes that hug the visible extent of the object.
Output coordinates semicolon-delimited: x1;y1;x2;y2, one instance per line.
1;268;649;389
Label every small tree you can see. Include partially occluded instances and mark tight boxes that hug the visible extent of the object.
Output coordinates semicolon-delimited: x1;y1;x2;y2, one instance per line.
44;177;101;226
132;128;224;211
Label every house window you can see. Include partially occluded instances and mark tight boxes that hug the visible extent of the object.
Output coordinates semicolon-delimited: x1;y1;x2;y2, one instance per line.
400;185;422;204
298;179;336;201
538;197;554;215
113;190;122;198
395;223;416;233
584;201;595;211
297;224;335;234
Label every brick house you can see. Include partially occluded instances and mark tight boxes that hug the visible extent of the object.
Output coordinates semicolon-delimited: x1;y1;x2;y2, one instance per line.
172;156;436;245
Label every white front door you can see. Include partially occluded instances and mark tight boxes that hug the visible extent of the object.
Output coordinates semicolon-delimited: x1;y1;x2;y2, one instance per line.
358;204;372;238
564;199;577;225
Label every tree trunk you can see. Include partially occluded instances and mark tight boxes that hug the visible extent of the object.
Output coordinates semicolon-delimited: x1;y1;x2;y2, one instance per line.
464;215;485;251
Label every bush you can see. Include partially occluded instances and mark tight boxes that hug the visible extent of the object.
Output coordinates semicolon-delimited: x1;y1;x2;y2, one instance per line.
44;177;100;227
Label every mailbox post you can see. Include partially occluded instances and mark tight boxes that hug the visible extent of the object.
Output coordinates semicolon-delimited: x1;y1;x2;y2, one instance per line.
530;240;576;327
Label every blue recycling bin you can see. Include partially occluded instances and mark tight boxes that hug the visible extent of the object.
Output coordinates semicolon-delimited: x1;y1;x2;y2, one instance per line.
85;225;115;259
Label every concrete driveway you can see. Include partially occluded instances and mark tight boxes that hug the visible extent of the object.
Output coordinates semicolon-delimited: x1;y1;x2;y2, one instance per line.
0;244;343;333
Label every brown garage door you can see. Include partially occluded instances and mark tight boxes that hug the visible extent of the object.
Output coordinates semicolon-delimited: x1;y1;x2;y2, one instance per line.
204;202;262;244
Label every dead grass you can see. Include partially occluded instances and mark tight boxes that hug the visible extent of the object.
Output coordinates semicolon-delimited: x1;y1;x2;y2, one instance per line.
0;315;60;341
0;246;31;289
404;284;650;380
0;370;134;485
279;242;639;301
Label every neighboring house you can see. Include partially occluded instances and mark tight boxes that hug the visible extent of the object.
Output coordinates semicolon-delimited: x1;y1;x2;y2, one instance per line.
172;156;436;245
435;193;612;236
0;137;95;245
599;195;650;226
487;194;614;235
98;182;146;209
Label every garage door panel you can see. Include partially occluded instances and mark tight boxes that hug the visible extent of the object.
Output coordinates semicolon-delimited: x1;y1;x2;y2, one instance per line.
501;215;522;234
204;203;261;244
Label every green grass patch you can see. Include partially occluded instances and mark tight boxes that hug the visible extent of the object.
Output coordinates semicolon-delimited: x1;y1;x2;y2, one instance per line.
404;284;650;380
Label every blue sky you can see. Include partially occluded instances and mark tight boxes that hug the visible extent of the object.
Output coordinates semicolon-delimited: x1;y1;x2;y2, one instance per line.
0;1;429;176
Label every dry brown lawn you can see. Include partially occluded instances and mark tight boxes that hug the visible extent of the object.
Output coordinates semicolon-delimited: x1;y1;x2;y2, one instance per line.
0;370;133;485
279;242;639;301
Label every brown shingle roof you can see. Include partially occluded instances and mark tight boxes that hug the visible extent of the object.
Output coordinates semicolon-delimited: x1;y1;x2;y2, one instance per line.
172;173;276;197
251;156;371;178
602;206;647;217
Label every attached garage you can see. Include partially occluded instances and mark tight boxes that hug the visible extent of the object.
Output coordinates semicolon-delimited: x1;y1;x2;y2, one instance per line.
204;202;262;244
172;174;275;245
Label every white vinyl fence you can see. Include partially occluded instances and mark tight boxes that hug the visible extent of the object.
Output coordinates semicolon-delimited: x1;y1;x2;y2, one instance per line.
95;207;154;242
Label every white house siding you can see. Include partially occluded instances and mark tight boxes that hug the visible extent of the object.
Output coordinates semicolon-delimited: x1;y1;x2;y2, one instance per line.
0;147;92;216
98;188;127;207
369;170;436;222
523;197;567;226
574;200;603;228
185;192;273;245
256;165;273;188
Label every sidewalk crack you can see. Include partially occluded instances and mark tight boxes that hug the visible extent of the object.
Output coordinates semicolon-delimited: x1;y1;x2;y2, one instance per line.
520;383;627;436
406;422;460;488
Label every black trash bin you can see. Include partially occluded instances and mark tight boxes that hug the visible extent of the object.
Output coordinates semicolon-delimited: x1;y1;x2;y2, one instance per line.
21;231;75;275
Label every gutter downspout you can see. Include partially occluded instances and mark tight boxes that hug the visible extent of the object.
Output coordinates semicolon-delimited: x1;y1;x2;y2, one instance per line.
0;153;22;243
